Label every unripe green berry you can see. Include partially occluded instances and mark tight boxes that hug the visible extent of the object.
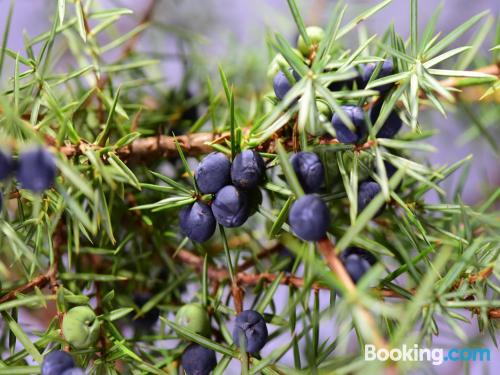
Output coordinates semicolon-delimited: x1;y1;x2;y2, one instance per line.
62;306;100;349
267;49;303;80
175;303;211;337
297;26;325;56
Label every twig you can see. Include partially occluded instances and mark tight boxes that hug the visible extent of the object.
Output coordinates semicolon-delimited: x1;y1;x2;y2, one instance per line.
317;239;389;350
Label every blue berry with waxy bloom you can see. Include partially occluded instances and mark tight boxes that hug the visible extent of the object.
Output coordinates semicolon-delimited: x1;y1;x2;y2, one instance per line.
361;59;394;92
41;350;75;375
17;147;56;192
331;105;367;144
328;67;360;91
231;150;265;190
273;69;300;100
181;343;217;375
339;247;377;283
289;194;330;241
211;185;250;227
358;181;383;216
290;152;325;193
194;152;231;194
131;293;160;329
61;369;86;375
179;201;216;242
62;306;100;349
0;150;14;180
370;99;403;139
233;310;268;354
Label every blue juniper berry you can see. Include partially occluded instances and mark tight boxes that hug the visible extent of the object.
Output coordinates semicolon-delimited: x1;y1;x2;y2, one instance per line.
361;59;394;92
339;247;377;283
181;343;217;375
211;185;250;227
289;194;330;241
273;69;301;100
17;147;56;192
41;351;75;375
331;105;367;144
232;310;268;354
370;99;403;139
290;151;325;193
231;150;265;190
194;152;231;194
0;150;14;180
179;201;216;242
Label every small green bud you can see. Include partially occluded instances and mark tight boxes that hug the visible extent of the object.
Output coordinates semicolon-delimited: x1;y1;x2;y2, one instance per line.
62;306;100;349
175;303;211;337
297;26;325;56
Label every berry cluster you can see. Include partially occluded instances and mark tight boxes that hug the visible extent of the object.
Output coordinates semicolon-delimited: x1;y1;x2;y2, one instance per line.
0;147;56;198
272;26;403;145
179;150;265;242
41;351;85;375
286;149;387;282
175;305;268;374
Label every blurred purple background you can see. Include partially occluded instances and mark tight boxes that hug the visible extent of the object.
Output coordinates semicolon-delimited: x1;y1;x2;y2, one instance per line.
1;0;498;373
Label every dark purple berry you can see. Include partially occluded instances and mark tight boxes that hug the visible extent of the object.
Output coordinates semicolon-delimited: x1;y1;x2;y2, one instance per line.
211;185;250;228
232;310;268;354
17;148;56;192
339;247;377;283
370;99;403;138
41;350;75;375
131;293;160;329
290;152;325;193
61;369;85;375
328;67;360;91
247;188;263;215
179;202;216;242
181;343;217;375
358;181;382;215
0;150;14;180
331;105;367;144
273;69;300;100
289;194;330;241
278;246;295;273
361;60;394;92
194;152;231;194
231;150;265;190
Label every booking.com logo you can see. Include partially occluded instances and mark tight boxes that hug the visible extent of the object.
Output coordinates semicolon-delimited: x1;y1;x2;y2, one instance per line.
365;344;490;365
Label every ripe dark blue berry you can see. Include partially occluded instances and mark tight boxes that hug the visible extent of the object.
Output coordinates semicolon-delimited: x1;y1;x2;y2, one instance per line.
290;152;325;193
0;150;14;180
273;69;300;100
41;350;75;375
17;148;56;192
179;202;216;242
181;343;217;375
339;247;377;283
211;185;250;228
61;369;85;375
131;293;160;329
358;181;382;215
289;194;330;241
328;67;360;91
231;150;265;189
194;152;231;194
278;246;295;273
361;60;394;92
370;99;403;138
331;105;367;144
232;310;268;354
